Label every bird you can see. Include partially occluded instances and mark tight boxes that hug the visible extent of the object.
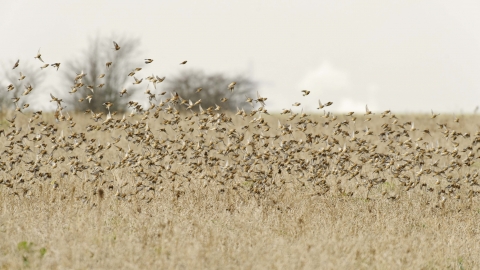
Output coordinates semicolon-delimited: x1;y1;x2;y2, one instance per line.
180;61;187;65
292;102;301;106
120;88;128;97
228;82;236;92
301;90;310;96
113;41;121;51
98;74;105;79
196;87;203;93
133;77;143;85
145;59;153;64
49;93;63;106
51;63;61;71
106;62;112;69
103;102;113;110
34;48;44;62
365;105;372;115
317;100;325;109
22;84;33;96
12;59;19;69
18;72;26;81
40;64;49;69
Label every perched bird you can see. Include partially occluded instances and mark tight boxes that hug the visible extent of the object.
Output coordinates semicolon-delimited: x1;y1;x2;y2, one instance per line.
301;90;310;96
113;41;121;51
180;61;187;65
34;48;44;62
12;59;19;69
145;59;154;64
228;82;236;92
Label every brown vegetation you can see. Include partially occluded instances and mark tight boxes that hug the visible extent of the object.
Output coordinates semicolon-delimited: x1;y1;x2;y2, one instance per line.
0;44;479;269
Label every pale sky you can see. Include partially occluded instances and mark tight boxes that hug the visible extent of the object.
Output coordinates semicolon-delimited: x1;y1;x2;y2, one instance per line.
1;0;480;113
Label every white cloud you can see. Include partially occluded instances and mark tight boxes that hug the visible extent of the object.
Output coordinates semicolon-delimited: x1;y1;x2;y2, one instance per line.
297;61;350;95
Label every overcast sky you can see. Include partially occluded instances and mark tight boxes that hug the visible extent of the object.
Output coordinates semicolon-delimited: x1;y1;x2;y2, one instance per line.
1;0;480;113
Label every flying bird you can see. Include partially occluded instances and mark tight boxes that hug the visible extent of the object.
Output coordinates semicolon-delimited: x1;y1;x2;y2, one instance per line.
228;82;236;92
145;59;153;64
113;41;121;51
12;59;19;69
180;61;187;65
106;62;112;69
301;90;310;96
34;48;44;62
133;77;143;85
51;63;61;71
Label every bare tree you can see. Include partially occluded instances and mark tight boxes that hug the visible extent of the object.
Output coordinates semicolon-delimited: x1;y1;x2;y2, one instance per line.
59;35;143;113
163;69;257;111
0;60;45;112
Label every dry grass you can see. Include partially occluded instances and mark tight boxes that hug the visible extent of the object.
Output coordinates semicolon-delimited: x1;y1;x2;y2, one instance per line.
1;176;479;269
1;111;480;269
1;49;480;268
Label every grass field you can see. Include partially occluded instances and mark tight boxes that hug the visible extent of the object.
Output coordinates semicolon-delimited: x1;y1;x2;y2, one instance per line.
1;109;480;269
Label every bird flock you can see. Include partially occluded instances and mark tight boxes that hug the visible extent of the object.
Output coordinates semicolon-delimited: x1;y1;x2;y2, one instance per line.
2;41;480;207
